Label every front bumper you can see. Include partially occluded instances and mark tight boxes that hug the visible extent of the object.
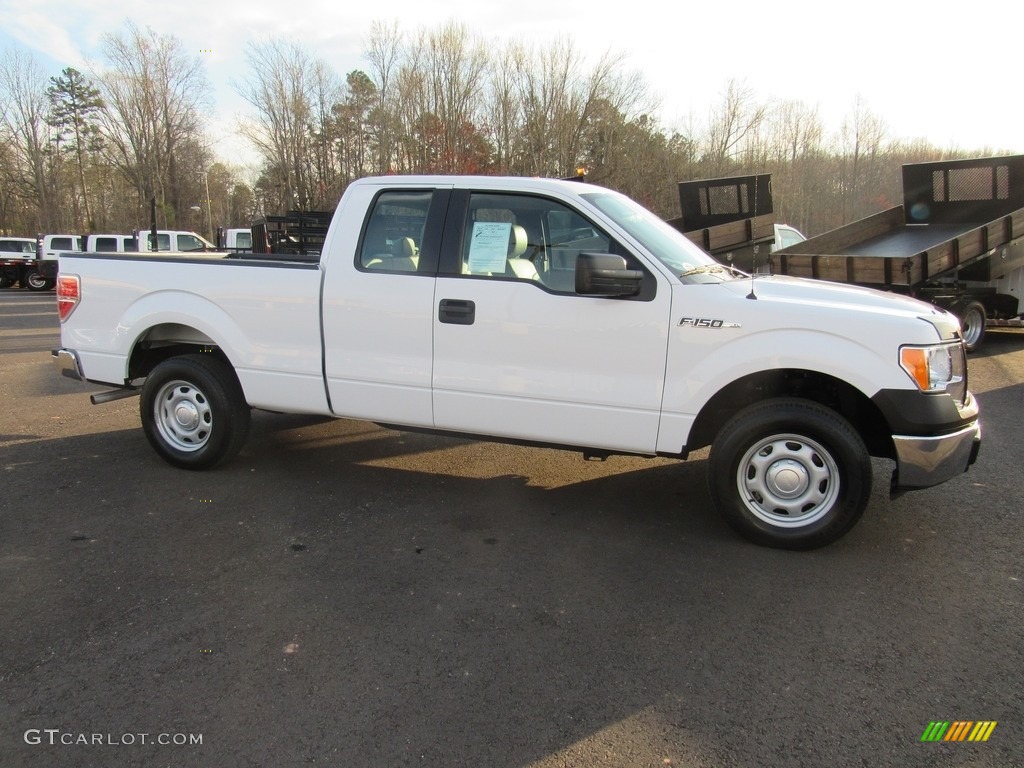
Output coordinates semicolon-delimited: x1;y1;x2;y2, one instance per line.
892;421;981;490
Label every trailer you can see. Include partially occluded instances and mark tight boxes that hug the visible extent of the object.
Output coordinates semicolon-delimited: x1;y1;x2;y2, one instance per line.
771;154;1024;351
666;173;804;274
249;210;332;258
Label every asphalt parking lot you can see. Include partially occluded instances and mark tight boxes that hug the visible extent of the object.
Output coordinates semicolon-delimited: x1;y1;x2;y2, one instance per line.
1;288;1022;767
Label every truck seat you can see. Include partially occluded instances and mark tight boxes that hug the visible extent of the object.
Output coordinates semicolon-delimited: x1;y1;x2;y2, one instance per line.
507;225;538;280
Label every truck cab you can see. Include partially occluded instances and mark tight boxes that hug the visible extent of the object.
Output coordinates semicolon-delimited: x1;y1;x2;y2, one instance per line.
0;236;40;289
86;234;137;252
217;227;253;253
136;230;217;252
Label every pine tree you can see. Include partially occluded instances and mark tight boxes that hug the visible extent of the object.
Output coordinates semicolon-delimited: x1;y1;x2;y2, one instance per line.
47;67;105;229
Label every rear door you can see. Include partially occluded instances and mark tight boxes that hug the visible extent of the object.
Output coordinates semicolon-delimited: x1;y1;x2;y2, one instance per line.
322;184;450;428
431;189;673;454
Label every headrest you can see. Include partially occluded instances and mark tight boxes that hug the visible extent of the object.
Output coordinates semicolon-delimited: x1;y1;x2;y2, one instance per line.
508;225;527;258
393;237;417;257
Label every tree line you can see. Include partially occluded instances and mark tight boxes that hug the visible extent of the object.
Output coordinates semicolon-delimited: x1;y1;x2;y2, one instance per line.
0;19;1014;242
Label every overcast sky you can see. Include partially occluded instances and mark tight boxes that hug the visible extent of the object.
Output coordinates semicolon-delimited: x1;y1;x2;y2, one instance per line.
2;0;1020;171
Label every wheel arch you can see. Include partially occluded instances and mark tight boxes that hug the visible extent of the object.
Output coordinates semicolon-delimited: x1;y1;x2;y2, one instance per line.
688;369;894;460
116;291;248;384
128;325;235;382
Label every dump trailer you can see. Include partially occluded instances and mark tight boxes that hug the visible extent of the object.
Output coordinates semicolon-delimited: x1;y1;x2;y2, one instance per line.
771;155;1024;351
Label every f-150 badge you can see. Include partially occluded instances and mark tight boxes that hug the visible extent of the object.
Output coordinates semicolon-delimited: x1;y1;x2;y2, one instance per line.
678;317;742;328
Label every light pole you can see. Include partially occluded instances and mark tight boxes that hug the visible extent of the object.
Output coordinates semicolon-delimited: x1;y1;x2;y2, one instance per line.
198;171;213;240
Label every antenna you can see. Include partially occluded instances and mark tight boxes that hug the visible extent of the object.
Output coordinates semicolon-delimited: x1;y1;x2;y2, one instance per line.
747;173;758;300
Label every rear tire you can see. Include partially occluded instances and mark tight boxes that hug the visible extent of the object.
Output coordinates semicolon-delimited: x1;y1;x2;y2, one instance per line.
708;398;872;550
140;354;250;470
957;301;986;353
23;270;49;291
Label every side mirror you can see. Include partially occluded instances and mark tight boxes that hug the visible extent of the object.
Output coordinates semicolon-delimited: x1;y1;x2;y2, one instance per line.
575;252;643;297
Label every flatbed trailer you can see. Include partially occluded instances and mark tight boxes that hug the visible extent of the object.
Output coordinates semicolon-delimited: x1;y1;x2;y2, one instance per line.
666;174;782;273
771;154;1024;350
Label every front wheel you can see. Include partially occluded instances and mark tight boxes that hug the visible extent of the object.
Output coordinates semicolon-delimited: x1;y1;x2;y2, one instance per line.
140;354;250;470
707;399;872;550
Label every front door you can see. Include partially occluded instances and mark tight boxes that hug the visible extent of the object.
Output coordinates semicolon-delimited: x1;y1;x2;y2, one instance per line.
431;190;672;454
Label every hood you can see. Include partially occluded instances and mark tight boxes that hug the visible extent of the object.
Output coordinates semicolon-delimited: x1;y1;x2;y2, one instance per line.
720;275;962;342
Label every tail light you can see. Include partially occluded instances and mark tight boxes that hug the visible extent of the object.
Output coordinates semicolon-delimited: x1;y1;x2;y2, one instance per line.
57;274;80;322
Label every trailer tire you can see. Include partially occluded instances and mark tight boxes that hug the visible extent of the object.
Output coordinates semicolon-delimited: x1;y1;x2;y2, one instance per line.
23;270;49;291
140;354;250;470
707;398;872;550
957;301;986;353
0;276;12;288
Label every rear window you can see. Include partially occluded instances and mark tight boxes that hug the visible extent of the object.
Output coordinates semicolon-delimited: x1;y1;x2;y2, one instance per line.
0;239;34;254
49;236;81;250
94;237;120;252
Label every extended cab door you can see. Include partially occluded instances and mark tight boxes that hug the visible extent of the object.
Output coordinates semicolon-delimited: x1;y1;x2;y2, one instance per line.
322;184;450;428
431;190;672;454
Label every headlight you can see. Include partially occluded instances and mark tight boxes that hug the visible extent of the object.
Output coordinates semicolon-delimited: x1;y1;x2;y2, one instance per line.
900;344;963;395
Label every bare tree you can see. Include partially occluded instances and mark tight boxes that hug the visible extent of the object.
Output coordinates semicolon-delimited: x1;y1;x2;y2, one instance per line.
364;20;403;174
238;39;342;210
837;95;890;221
511;39;645;178
98;22;211;228
0;47;59;231
701;79;770;175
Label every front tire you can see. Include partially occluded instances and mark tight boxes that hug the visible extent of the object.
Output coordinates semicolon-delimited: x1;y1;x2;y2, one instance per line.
140;354;250;470
708;398;872;550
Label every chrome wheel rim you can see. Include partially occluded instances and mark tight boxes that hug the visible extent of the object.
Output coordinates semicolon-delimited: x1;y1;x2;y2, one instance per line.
153;379;213;452
961;307;984;347
736;433;840;527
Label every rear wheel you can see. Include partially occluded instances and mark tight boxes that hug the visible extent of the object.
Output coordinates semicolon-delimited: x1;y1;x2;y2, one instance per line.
708;398;872;550
140;354;250;470
957;301;986;353
23;269;49;291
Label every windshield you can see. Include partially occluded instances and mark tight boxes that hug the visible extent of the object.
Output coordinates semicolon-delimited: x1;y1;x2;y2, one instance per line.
581;191;739;284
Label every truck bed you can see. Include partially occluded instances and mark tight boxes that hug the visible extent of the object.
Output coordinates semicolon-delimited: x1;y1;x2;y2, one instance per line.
772;204;1024;288
841;224;972;258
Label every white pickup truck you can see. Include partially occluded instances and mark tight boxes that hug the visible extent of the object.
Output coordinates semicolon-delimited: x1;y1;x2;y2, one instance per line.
52;176;981;549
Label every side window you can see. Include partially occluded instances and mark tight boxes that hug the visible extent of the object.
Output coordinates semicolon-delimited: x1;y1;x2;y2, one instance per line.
461;193;612;293
359;191;431;273
146;234;172;251
94;237;117;252
178;234;205;252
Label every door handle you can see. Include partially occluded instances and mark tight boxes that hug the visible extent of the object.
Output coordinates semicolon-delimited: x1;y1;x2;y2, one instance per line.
438;299;475;325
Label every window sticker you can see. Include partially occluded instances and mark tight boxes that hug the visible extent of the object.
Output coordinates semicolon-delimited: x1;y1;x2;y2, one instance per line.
467;221;511;274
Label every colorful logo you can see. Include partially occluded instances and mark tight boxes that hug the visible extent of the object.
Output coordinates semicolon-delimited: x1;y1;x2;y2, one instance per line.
921;721;997;742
